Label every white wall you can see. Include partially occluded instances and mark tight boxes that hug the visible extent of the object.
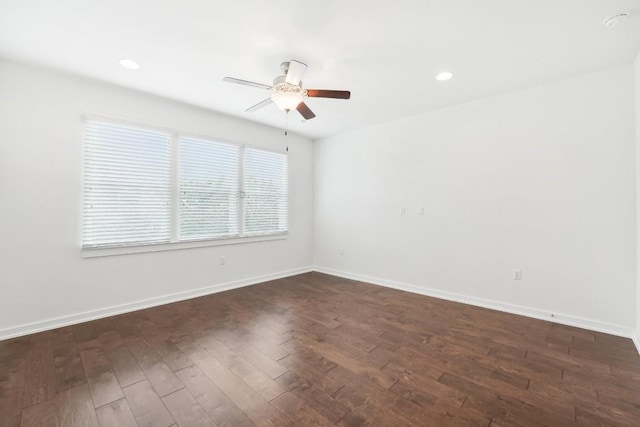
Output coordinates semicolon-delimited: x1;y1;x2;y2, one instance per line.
635;52;640;347
0;60;314;338
314;65;637;335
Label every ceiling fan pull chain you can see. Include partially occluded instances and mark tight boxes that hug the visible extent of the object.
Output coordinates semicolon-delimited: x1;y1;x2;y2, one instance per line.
285;110;289;136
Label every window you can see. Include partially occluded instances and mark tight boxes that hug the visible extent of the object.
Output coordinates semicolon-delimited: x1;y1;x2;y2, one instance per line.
82;119;288;250
83;121;172;248
180;137;240;240
243;148;288;235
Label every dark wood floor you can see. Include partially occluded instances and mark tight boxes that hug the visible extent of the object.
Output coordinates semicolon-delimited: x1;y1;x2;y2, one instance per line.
1;272;640;426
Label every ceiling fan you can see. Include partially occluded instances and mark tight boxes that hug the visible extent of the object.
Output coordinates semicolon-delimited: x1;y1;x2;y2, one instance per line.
223;60;350;120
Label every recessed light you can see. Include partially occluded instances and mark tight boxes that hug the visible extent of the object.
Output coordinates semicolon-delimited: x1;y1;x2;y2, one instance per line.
119;59;140;70
603;13;628;28
436;71;453;81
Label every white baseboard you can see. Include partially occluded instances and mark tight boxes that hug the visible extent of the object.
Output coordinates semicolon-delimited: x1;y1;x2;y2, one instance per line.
0;266;313;341
633;334;640;356
313;265;636;340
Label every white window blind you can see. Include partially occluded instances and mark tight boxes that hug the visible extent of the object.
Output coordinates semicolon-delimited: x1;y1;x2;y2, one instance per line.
243;148;288;235
83;120;172;248
82;118;289;252
180;136;240;240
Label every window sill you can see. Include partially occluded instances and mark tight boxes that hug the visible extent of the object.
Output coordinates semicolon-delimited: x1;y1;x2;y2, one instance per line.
82;233;288;258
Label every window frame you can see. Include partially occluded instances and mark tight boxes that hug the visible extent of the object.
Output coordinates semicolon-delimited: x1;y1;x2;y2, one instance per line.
81;115;289;258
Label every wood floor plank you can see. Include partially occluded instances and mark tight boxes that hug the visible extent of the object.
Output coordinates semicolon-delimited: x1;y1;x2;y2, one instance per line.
89;318;116;336
79;345;124;408
21;399;59;427
212;326;291;362
332;384;415;427
57;384;99;427
383;362;466;407
73;324;98;345
334;363;490;427
95;398;138;427
274;369;349;423
104;345;146;388
175;365;256;427
0;337;29;363
23;338;56;407
50;328;75;347
0;357;26;427
189;348;292;427
271;392;334;426
52;341;86;392
277;354;342;393
98;331;125;353
123;380;175;427
278;344;337;375
439;372;571;426
200;335;286;401
576;404;638;427
127;337;184;397
228;341;287;379
162;388;216;427
296;333;397;389
147;334;193;372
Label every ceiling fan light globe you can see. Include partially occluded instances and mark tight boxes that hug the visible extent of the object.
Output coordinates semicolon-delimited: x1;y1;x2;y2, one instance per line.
271;91;303;111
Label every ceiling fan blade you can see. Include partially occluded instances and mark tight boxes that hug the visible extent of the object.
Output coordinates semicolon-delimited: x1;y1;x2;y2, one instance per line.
306;89;351;99
245;98;273;112
223;77;272;90
285;60;307;85
296;102;316;120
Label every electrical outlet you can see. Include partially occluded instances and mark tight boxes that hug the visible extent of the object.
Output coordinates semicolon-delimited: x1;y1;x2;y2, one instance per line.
220;256;226;266
418;207;425;215
400;207;406;216
340;249;344;256
513;269;522;280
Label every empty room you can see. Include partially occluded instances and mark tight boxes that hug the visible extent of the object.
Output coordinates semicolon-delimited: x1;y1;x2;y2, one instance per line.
2;1;640;426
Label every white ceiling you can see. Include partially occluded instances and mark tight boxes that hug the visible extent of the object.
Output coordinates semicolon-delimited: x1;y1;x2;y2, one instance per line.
1;0;639;139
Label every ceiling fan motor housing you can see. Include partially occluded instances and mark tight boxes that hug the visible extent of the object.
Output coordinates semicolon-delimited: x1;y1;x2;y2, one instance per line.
273;75;304;93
